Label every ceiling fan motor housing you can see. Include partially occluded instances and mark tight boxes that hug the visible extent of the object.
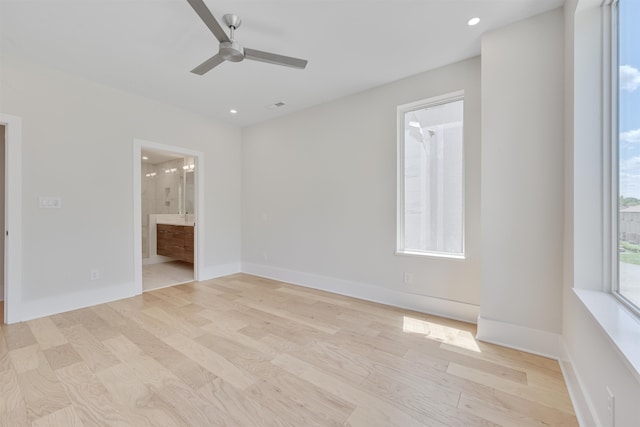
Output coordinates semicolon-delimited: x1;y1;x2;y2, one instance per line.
220;40;244;62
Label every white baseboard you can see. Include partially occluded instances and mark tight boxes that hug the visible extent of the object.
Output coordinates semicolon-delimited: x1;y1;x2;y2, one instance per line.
10;262;241;323
476;315;563;359
559;344;598;427
199;262;242;281
241;263;479;323
17;282;138;323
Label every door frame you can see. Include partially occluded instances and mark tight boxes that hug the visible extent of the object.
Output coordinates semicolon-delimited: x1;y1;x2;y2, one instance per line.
0;113;23;324
133;138;204;293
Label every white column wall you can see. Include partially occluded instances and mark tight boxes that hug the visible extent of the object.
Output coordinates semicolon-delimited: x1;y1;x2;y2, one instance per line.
479;9;565;354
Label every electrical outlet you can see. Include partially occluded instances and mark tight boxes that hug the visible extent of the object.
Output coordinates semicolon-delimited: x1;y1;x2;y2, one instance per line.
90;269;100;281
606;386;615;427
38;196;62;209
403;272;413;284
262;252;268;261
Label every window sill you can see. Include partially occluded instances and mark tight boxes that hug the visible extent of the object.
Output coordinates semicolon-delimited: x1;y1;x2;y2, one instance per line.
573;288;640;383
395;250;465;260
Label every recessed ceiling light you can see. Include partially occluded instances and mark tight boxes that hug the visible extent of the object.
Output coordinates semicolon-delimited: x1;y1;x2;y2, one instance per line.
230;109;238;114
467;17;480;26
142;156;149;160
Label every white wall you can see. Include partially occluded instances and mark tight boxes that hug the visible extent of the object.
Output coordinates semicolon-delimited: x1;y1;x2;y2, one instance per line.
242;57;481;322
478;9;565;353
0;54;242;321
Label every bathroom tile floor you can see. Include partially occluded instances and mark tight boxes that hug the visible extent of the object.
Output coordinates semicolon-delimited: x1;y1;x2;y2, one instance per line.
143;260;194;291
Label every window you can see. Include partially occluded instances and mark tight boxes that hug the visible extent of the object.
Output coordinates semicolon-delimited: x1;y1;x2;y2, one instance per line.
397;92;464;258
615;0;640;312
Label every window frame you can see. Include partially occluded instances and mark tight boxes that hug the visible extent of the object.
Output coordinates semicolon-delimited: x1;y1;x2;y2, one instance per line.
396;90;466;259
611;0;640;316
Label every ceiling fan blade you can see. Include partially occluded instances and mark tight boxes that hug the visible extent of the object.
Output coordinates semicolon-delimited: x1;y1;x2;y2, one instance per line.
186;0;229;43
244;48;308;69
191;53;225;75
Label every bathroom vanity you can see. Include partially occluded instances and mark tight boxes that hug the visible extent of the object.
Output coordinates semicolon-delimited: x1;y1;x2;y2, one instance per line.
156;223;194;263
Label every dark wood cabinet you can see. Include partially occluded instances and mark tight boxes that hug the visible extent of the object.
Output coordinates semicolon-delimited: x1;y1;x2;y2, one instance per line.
157;224;194;263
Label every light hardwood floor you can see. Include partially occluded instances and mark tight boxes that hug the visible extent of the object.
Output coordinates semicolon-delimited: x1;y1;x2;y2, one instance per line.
0;274;578;426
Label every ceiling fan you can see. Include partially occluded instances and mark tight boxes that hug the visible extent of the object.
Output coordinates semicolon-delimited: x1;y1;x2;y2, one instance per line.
186;0;308;75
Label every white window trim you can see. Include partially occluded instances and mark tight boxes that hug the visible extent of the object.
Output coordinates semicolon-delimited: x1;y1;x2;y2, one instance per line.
609;0;640;316
396;90;465;259
573;0;640;381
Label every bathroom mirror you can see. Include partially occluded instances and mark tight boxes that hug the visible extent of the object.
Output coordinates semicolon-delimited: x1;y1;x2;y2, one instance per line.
182;157;195;215
185;171;195;215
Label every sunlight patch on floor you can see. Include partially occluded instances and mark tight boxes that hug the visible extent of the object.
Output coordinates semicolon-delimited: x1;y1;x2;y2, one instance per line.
402;316;481;352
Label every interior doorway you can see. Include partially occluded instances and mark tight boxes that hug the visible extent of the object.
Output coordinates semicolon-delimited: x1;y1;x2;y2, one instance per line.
133;139;204;294
141;149;195;290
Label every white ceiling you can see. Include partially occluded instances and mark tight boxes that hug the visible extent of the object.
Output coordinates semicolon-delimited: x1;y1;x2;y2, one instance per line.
0;0;564;127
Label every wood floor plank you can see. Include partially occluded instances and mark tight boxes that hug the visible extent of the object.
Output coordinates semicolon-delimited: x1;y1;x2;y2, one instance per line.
344;406;405;427
2;322;37;351
473;387;581;426
95;362;186;427
246;366;355;427
239;326;302;354
31;405;84;427
194;330;276;376
236;298;341;334
147;286;192;307
101;335;179;389
142;306;204;339
152;377;234;426
198;308;251;331
55;361;131;426
271;353;436;427
16;352;71;422
0;273;578;426
447;362;575;414
287;339;374;385
42;344;83;371
0;407;29;427
52;308;118;342
27;317;67;350
8;344;41;374
60;325;120;373
333;328;409;358
400;337;530;385
198;377;283;427
457;393;551;427
0;358;27;415
117;323;219;389
275;285;352;306
163;333;255;390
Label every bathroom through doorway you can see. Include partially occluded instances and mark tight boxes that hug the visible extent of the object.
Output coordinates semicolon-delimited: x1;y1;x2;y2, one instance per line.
133;139;204;293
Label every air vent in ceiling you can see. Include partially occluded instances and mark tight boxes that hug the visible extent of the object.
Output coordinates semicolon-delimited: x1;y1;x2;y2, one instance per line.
266;102;286;110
